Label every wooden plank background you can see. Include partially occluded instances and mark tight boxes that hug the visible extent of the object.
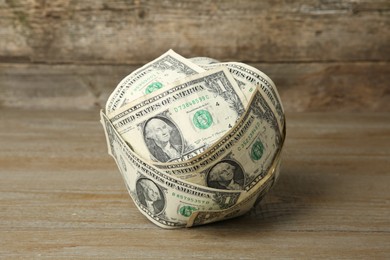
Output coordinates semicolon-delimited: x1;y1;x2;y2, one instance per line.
1;109;389;258
0;0;389;112
1;1;389;258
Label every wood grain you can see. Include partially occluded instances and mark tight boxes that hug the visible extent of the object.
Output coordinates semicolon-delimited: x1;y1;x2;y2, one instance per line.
0;0;389;63
0;0;389;112
1;1;389;257
1;109;389;258
1;62;388;112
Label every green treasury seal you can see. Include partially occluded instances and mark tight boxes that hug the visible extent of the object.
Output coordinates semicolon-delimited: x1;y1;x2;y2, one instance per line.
145;82;163;94
193;110;213;129
179;205;197;217
251;140;264;160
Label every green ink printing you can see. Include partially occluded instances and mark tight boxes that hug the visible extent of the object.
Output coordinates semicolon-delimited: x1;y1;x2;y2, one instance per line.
251;140;264;160
145;82;163;94
179;205;198;217
193;110;213;129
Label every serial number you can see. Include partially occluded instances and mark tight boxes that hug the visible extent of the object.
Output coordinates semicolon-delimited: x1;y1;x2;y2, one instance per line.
174;95;209;112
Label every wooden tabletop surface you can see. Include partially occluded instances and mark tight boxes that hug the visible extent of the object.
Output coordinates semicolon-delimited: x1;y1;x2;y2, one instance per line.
1;108;389;259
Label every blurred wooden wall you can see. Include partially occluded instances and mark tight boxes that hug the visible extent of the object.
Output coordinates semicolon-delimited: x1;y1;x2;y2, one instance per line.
0;0;389;112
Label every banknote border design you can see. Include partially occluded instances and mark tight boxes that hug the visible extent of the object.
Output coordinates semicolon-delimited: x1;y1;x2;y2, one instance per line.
101;111;244;227
201;69;245;116
102;113;186;227
189;154;282;227
226;63;284;120
154;86;282;170
204;62;284;125
191;174;276;227
151;54;200;76
109;68;245;127
151;87;284;198
106;50;203;113
103;111;244;196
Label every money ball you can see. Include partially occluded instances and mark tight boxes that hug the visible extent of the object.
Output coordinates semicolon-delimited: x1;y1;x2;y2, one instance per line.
101;50;285;228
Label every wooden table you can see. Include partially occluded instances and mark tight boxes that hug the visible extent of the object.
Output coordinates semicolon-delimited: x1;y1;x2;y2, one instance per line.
1;108;389;258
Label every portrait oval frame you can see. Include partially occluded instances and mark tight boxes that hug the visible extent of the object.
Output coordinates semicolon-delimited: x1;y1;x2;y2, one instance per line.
135;178;166;215
206;159;246;190
142;115;184;162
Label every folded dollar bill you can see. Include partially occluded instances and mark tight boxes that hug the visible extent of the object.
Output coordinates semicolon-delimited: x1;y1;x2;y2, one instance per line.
106;50;205;115
101;50;285;228
108;67;247;163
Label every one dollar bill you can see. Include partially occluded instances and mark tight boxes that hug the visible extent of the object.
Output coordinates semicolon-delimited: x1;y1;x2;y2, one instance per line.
106;49;205;114
101;111;247;229
187;155;282;227
108;67;248;163
200;62;285;134
154;87;284;193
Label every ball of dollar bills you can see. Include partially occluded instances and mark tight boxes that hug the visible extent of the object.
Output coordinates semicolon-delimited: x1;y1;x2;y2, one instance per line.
100;50;285;228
